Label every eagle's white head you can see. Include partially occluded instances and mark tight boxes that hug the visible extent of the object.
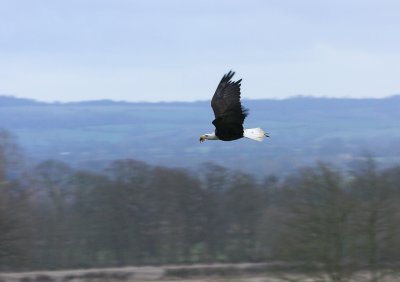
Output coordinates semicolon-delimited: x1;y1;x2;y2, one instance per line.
199;133;218;143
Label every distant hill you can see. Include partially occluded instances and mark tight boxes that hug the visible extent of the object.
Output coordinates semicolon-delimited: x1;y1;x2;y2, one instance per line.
1;95;400;176
0;95;46;106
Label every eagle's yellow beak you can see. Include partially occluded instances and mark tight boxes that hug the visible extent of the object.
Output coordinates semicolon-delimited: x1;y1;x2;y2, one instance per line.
199;136;206;143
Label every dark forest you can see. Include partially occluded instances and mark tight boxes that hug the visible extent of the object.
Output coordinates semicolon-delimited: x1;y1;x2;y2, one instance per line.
1;129;400;281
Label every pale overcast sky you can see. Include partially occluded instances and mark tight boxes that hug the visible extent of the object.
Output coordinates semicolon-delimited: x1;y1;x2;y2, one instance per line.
1;0;400;102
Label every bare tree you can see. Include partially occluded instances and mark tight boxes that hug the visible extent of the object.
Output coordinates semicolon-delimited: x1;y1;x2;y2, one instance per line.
277;163;356;282
350;159;400;282
0;129;31;269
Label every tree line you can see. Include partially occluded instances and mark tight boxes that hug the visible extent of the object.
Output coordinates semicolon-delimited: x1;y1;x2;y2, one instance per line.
1;129;400;281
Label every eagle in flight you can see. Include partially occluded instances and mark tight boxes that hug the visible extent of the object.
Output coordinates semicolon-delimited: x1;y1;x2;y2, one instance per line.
200;71;269;143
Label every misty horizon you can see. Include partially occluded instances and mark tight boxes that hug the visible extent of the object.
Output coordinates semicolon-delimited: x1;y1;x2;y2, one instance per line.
2;93;400;105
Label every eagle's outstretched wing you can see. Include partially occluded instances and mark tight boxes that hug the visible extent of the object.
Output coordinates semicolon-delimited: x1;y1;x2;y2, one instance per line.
211;71;244;118
211;71;248;140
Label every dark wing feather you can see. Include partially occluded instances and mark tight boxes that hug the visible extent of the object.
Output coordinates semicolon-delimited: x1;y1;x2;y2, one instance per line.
211;71;243;118
210;71;248;140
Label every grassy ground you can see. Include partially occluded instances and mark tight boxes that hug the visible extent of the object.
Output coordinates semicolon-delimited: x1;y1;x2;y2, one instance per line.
1;264;399;282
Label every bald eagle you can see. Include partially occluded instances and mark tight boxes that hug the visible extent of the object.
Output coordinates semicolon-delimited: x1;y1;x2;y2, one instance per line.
200;71;269;143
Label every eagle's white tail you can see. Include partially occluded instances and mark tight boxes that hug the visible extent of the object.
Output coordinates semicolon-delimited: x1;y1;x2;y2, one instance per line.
243;128;269;142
